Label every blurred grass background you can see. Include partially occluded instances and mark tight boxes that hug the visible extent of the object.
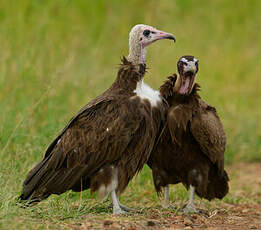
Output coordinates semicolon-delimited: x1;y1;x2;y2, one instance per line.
0;0;260;229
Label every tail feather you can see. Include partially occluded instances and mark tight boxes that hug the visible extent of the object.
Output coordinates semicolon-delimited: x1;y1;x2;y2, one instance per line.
19;156;90;205
196;167;229;201
19;155;52;202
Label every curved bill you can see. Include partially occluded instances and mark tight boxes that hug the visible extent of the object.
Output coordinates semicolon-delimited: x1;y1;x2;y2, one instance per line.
152;29;176;43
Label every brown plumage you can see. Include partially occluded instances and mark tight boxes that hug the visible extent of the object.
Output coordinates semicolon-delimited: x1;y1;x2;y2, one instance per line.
19;24;175;214
20;58;166;208
148;56;229;212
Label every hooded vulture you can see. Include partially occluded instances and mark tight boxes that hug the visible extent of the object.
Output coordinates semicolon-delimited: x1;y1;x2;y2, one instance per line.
19;24;175;214
148;55;229;213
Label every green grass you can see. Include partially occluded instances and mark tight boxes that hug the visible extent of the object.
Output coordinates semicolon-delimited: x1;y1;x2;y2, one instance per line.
0;0;261;229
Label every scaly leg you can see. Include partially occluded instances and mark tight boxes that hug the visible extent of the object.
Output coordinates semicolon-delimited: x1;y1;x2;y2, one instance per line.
111;190;126;214
109;195;135;212
184;185;198;213
162;185;170;208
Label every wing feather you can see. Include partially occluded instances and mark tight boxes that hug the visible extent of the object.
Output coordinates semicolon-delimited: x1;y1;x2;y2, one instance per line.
167;105;192;146
48;99;142;171
190;101;226;171
22;98;143;198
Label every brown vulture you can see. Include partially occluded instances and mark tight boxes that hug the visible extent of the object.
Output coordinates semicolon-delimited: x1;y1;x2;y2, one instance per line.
148;55;229;213
19;24;175;214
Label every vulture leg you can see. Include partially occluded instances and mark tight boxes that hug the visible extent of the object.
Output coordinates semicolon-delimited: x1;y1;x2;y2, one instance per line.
184;185;198;213
162;185;170;208
111;190;126;214
109;196;135;212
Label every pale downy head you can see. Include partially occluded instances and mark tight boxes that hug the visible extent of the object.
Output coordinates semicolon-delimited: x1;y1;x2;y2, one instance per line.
127;24;175;65
174;55;199;95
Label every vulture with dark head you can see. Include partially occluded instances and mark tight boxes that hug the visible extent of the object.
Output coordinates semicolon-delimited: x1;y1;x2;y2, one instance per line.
148;55;229;213
19;24;175;214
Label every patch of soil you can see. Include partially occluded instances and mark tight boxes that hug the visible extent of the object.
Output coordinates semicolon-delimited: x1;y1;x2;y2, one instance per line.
71;163;261;230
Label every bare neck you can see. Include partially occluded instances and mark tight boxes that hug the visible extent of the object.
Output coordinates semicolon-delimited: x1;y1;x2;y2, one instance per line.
127;43;146;65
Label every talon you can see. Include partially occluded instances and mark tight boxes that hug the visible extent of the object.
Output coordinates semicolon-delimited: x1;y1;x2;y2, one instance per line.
162;204;169;209
184;203;198;213
113;208;127;215
120;204;135;212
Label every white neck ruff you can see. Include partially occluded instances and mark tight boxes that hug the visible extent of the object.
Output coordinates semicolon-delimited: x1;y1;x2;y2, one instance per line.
134;80;162;107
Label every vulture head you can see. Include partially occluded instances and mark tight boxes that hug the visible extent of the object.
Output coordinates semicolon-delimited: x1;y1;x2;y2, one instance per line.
175;55;199;95
128;24;175;65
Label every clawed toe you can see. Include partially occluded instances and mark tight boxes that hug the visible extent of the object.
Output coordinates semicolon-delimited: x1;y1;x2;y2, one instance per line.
109;203;135;213
183;204;198;213
162;202;169;209
120;204;136;212
113;208;127;215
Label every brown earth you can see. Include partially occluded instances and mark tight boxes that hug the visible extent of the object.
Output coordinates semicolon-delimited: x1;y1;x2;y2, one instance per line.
71;163;261;230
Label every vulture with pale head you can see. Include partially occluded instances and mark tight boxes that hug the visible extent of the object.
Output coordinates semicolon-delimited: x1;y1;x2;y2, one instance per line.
19;24;175;214
148;55;229;213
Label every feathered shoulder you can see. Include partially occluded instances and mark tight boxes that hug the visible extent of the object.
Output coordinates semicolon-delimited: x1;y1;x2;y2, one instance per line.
159;74;177;100
120;56;146;76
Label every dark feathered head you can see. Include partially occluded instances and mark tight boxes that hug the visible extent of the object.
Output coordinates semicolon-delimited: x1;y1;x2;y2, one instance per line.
176;55;199;95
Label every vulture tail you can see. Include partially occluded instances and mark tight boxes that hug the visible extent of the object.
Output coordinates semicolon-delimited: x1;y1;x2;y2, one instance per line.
19;153;89;205
19;154;52;205
196;166;229;201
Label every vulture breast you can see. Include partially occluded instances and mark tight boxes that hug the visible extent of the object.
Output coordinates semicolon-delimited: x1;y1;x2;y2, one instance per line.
134;80;162;107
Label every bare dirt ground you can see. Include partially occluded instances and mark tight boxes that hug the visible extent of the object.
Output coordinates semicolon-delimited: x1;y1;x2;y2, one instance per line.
70;163;261;230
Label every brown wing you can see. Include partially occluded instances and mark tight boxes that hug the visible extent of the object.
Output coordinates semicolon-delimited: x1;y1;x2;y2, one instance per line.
190;100;226;171
167;104;193;146
44;94;114;158
22;98;143;200
49;99;141;168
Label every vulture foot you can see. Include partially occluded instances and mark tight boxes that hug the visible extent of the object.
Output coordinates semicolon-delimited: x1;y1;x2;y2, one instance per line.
113;207;127;215
183;203;198;213
109;203;135;213
162;203;169;209
111;190;129;215
183;185;198;213
119;204;135;212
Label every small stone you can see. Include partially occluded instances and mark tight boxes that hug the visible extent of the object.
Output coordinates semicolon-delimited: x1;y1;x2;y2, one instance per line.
147;220;156;226
176;215;184;221
169;224;185;229
242;209;249;213
184;218;193;226
103;220;113;226
112;223;122;228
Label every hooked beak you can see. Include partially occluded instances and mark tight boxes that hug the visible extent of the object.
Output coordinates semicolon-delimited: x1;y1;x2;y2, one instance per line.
142;28;176;47
153;29;176;43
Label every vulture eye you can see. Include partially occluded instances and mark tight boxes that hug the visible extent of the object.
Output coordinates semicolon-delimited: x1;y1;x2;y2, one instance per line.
143;30;151;37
